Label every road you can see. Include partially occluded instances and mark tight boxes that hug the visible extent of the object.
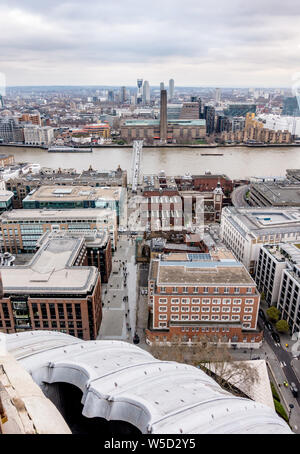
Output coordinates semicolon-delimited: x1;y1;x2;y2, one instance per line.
231;184;250;208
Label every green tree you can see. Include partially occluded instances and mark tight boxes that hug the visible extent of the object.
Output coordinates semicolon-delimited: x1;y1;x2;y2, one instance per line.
266;306;280;323
276;319;289;333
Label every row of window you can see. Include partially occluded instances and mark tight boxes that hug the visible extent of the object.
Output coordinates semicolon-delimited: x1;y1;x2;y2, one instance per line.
159;306;253;313
158;286;253;294
158;298;254;305
158;314;252;321
158;320;252;328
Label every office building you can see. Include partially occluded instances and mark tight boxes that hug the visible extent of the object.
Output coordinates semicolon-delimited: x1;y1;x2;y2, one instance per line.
204;106;215;134
215;88;221;104
180;102;200;120
256;242;300;334
142;81;150;104
0;118;24;143
160;82;165;91
249;180;300;207
282;97;300;116
120;86;127;104
146;249;262;348
22;185;124;220
0;191;14;213
224;104;257;117
24;125;54;146
137;79;143;104
169;79;174;99
221;206;300;272
0;208;118;253
0;235;102;340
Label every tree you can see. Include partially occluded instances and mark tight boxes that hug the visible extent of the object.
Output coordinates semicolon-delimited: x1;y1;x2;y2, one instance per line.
148;335;259;396
276;319;289;334
266;306;280;323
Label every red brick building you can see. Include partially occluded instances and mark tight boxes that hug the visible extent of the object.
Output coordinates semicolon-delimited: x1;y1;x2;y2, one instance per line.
146;249;263;348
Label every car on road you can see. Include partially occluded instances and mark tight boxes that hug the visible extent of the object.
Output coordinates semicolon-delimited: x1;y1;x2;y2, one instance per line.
271;332;280;343
259;309;266;321
290;382;298;397
266;321;273;331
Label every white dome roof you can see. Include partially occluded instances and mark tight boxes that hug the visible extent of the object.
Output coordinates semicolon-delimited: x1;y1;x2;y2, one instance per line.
6;331;292;434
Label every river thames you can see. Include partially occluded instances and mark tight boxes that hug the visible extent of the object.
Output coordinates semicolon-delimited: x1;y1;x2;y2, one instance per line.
1;145;300;180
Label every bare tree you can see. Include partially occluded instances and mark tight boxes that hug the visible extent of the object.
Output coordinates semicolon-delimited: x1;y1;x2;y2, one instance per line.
149;335;259;396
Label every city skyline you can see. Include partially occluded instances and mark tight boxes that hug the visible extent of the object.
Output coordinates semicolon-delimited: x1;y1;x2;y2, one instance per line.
1;0;300;87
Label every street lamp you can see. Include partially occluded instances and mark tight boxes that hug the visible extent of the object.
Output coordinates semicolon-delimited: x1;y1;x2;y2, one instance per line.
288;404;294;423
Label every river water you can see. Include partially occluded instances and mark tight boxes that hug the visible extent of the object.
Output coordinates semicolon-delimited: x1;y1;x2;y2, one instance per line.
1;145;300;180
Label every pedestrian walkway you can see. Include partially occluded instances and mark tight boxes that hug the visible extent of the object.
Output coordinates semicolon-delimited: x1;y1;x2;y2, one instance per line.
97;235;137;342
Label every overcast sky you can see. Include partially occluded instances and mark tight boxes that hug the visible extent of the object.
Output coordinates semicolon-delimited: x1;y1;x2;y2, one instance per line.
1;0;300;87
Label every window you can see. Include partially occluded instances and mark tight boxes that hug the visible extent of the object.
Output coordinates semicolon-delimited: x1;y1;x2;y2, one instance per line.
214;287;219;293
201;307;210;312
171;298;180;304
244;307;253;313
232;307;241;313
212;298;221;305
181;306;190;312
234;287;240;294
224;287;229;294
203;287;208;293
181;315;189;320
159;314;167;320
222;307;230;312
247;287;253;294
191;315;199;320
171;315;179;320
172;287;178;293
243;323;251;328
193;287;199;293
243;315;252;321
212;307;220;312
231;315;240;321
191;298;200;304
159;322;167;328
191;307;200;312
160;287;166;292
221;315;229;320
171;306;179;312
222;299;231;305
159;298;167;304
159;306;167;312
245;299;254;305
201;315;209;320
211;315;220;320
183;287;188;293
233;299;241;305
202;298;210;305
182;298;190;304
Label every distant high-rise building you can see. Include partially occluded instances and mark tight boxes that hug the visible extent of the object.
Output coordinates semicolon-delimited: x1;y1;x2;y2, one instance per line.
107;90;114;102
143;80;150;104
160;82;165;91
120;86;127;104
160;90;167;142
215;88;221;104
0;95;4;109
137;79;143;104
204;106;216;135
282;97;300;116
169;79;174;99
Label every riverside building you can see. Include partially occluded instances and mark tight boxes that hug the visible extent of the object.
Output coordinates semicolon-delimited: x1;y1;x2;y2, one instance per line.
0;235;102;340
146;249;262;348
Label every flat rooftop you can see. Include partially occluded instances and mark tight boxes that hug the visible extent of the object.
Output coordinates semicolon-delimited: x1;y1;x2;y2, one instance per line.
1;236;99;294
224;207;300;236
1;208;116;223
0;191;14;202
251;182;300;205
123;119;206;127
23;185;122;202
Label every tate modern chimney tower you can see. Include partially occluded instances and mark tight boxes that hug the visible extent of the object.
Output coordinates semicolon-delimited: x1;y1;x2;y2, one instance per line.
160;89;167;143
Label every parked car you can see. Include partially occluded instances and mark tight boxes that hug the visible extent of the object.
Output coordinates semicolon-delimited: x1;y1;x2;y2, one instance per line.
266;321;273;331
290;382;298;397
271;332;280;343
259;309;266;321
